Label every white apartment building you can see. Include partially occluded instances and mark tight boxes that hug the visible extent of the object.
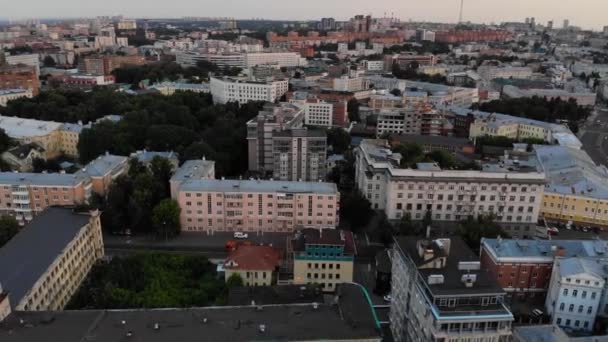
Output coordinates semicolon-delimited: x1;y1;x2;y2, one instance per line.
363;60;385;72
477;66;533;81
391;236;514;342
376;108;419;136
244;52;305;68
545;257;606;333
355;139;546;231
176;52;245;68
304;101;333;127
210;77;289;104
333;76;367;92
0;89;32;106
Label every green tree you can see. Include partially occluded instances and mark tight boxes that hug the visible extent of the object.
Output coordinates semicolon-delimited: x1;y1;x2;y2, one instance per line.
43;55;56;67
0;215;19;247
327;128;351;155
347;99;361;122
226;273;244;288
340;190;374;231
393;142;424;168
152;199;181;239
398;212;415;236
457;214;507;252
427;150;456;169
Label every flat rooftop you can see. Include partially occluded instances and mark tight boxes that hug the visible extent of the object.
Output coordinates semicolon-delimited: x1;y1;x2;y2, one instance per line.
0;208;91;309
180;179;338;195
171;159;215;183
0;171;87;187
482;239;608;261
0;115;63;138
0;284;381;342
396;236;505;296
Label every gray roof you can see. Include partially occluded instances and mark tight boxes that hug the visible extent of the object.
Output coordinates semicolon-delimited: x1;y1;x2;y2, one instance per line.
388;133;472;148
130;150;178;164
397;237;505;296
0;208;91;309
558;257;606;280
0;116;63;138
76;154;128;178
535;145;608;199
513;325;569;342
180;179;338;195
171;160;215;183
482;239;608;261
0;284;381;342
0;171;87;187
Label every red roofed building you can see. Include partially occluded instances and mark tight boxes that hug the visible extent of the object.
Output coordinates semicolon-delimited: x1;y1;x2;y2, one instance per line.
224;245;282;286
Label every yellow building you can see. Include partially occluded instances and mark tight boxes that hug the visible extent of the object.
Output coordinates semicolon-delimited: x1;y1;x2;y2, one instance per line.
469;114;552;142
224;245;281;287
290;229;355;292
536;145;608;228
0;208;104;311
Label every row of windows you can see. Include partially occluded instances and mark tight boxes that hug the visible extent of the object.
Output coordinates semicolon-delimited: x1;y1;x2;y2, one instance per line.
562;288;598;298
556;317;590;329
307;263;342;270
558;303;594;314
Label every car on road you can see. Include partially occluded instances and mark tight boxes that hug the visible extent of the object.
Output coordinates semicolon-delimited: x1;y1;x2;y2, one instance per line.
234;232;248;239
532;309;544;317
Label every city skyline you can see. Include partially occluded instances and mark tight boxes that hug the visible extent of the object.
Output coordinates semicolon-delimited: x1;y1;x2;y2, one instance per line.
1;0;607;30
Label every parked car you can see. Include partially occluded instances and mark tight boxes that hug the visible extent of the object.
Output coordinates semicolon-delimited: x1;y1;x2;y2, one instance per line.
383;294;392;303
532;309;544;317
234;232;248;239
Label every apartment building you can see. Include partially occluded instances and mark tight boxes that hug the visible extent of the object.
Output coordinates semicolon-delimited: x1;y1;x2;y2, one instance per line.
480;238;608;302
78;55;145;76
387;134;474;154
0;89;32;106
176;52;245;68
0;64;40;96
369;93;404;109
75;153;128;196
435;30;512;43
5;54;40;76
0;208;104;311
246;103;305;173
303;100;333;127
210;76;289;104
272;128;327;182
169;159;215;199
376;103;452;137
546;257;606;333
0;284;381;342
355;140;546;232
224;245;282;286
477;66;533;81
333;76;367;92
450;107;583;150
536;145;608;229
391;54;438;67
0;116;92;159
244;52;305;68
390;236;514;342
290;228;355;292
364;75;407;92
176;179;339;233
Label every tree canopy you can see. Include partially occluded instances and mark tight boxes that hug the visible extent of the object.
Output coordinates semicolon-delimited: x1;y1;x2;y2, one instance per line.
457;214;508;253
66;253;226;309
152;199;181;239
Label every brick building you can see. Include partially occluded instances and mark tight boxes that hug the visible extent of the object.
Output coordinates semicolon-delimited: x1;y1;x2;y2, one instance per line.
0;65;40;96
435;30;512;44
480;238;608;300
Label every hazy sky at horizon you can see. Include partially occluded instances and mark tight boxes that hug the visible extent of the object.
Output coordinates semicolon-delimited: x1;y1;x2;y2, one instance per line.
2;0;607;30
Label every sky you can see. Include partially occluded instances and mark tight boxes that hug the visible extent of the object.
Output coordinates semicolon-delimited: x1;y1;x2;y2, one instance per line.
1;0;607;30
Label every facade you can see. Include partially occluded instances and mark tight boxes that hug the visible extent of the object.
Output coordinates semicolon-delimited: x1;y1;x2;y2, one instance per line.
0;65;40;96
355;139;546;232
477;66;533;81
176;179;339;233
369;94;404;109
290;229;355;292
503;85;597;107
5;54;40;76
0;115;92;159
393;54;438;67
78;55;145;75
169;159;216;199
224;245;282;286
333;76;367;92
387;134;474;154
390;236;514;342
376;102;452;137
0;89;33;106
1;143;45;172
0;284;381;342
77;154;128;196
545;257;606;333
272;128;327;182
210;76;289;104
244;52;305;68
482;239;608;304
149;82;210;95
435;30;512;43
303;100;333;127
0;208;104;311
246;103;305;173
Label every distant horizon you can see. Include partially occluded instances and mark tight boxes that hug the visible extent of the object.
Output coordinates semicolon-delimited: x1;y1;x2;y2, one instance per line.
1;0;607;31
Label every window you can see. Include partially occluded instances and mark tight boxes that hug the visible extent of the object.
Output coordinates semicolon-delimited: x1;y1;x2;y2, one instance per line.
557;318;562;325
582;291;587;299
588;306;593;314
573;290;578;297
592;292;597;299
578;305;583;313
569;304;574;312
559;303;565;311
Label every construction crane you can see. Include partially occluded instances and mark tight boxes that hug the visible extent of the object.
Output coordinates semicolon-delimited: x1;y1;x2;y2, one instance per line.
458;0;465;23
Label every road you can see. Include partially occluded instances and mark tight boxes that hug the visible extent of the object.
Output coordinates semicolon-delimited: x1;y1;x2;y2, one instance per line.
580;106;608;166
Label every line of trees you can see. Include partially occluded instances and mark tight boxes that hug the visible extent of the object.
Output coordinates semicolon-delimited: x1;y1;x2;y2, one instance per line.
112;61;241;87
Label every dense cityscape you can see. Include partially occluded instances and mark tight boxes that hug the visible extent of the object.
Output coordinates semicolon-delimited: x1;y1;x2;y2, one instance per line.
1;4;608;341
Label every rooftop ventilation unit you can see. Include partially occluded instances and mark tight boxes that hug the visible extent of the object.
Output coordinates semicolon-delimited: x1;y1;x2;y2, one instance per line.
458;261;481;271
428;274;445;285
461;274;477;288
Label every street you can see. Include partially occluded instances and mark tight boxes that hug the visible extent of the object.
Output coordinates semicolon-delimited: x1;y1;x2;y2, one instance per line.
580;106;608;166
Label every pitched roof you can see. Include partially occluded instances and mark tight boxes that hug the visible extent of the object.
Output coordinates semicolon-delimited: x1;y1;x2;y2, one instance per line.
224;246;281;271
